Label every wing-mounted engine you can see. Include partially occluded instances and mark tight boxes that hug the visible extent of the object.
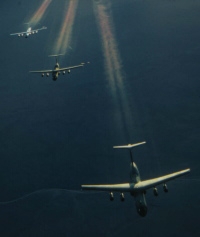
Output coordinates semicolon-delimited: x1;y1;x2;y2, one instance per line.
41;73;44;77
63;71;65;75
68;69;70;74
120;193;125;202
46;73;49;77
163;183;168;192
153;187;158;196
109;192;114;201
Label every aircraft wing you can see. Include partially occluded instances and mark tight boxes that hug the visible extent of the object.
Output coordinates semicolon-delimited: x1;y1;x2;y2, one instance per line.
134;168;190;191
10;31;27;36
81;183;132;192
55;64;84;72
31;26;47;32
82;169;190;192
29;70;53;73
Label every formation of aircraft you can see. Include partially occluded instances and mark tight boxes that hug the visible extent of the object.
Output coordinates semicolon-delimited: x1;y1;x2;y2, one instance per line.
10;17;191;218
29;54;85;81
81;142;190;217
10;26;47;38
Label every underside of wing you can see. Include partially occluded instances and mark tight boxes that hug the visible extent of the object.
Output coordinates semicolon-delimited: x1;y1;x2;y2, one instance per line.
56;64;84;72
10;31;26;36
33;26;47;32
134;168;190;191
81;183;131;192
29;70;53;73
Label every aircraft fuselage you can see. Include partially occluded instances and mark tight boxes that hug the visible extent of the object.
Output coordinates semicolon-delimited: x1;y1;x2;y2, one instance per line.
52;63;60;81
130;162;148;217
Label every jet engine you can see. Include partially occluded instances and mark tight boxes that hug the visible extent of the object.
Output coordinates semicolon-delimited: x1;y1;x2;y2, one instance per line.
63;71;65;75
120;193;125;202
46;73;49;77
41;73;44;77
153;187;158;196
18;34;20;37
109;192;114;201
36;30;38;33
68;69;70;74
21;34;23;36
163;184;168;193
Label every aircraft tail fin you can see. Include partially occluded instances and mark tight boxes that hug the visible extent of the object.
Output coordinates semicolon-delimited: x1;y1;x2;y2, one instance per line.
113;141;146;163
48;54;65;63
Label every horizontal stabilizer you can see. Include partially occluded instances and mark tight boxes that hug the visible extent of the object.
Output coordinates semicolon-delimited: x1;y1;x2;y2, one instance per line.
113;141;146;149
48;54;65;57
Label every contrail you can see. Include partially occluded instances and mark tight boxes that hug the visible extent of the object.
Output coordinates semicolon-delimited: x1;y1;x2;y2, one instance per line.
93;0;133;140
54;0;79;54
29;0;52;27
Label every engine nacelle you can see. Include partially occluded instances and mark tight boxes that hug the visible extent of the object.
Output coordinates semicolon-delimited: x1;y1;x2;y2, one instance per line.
109;192;114;201
41;73;44;77
35;30;38;33
120;193;125;202
32;31;35;34
46;73;49;77
62;71;65;75
163;184;168;193
68;69;70;74
18;34;20;37
153;187;158;196
21;34;23;37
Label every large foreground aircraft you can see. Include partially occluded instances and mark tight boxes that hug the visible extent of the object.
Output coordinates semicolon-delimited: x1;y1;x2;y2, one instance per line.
29;54;85;81
81;142;190;217
10;26;47;38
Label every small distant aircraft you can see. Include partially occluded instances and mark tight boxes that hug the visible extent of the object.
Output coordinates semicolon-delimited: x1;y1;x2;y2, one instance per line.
29;54;85;81
81;142;190;217
10;26;47;38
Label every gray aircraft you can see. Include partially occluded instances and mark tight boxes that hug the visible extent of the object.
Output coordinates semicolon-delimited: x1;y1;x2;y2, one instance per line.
81;142;190;217
10;26;47;38
29;54;84;81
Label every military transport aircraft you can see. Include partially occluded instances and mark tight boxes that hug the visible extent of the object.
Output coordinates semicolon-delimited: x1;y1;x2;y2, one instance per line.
29;54;85;81
10;26;47;38
81;142;190;217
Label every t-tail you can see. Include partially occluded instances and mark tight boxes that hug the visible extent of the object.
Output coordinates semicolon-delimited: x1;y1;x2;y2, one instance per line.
48;54;65;64
113;141;146;183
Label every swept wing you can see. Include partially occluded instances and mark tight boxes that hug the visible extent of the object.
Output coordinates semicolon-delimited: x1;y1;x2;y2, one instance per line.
82;183;131;192
134;168;190;191
30;26;47;32
10;30;28;36
29;69;53;73
55;64;84;72
81;168;190;192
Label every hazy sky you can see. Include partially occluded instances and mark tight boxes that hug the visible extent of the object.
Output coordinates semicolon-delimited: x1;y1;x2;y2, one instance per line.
0;0;200;236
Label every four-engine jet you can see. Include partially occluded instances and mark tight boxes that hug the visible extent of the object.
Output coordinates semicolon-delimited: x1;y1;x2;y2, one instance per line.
10;26;47;38
29;54;84;81
81;142;190;217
